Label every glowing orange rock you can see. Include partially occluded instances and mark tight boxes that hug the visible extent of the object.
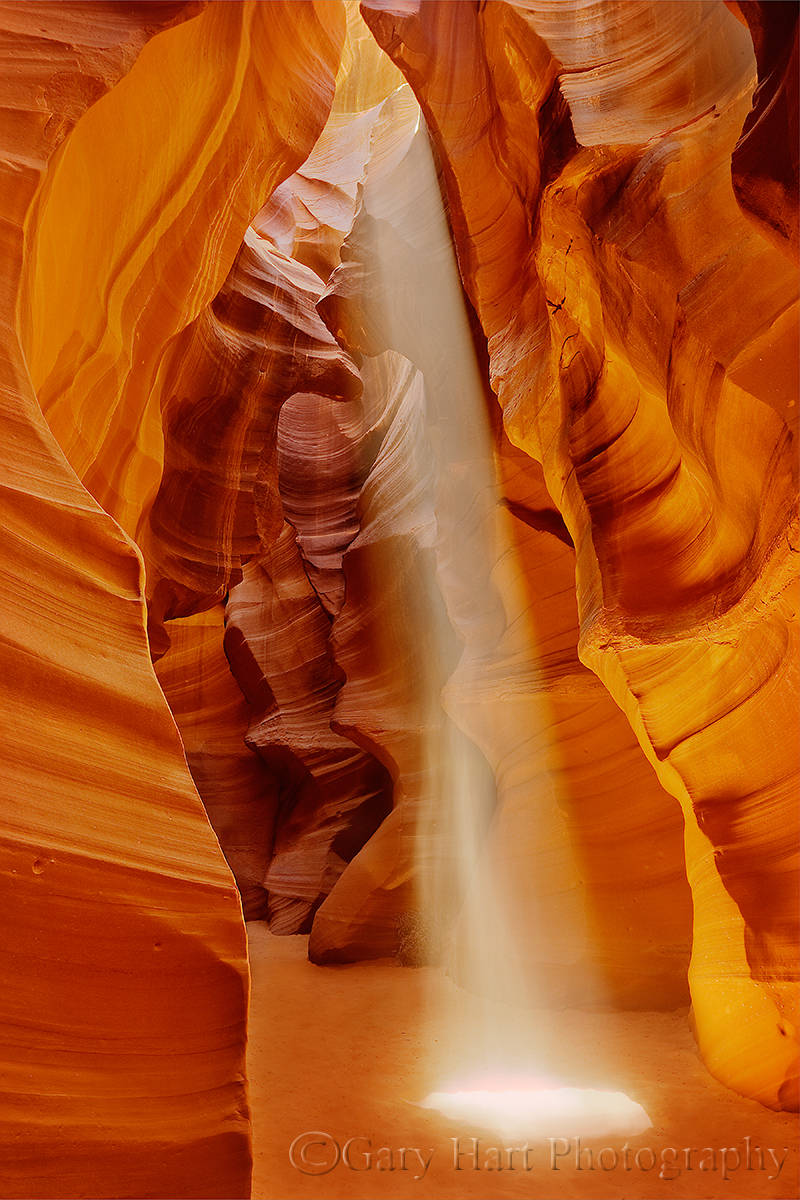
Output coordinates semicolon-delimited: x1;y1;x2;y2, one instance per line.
143;9;401;917
1;2;345;1195
3;15;796;1200
19;0;346;541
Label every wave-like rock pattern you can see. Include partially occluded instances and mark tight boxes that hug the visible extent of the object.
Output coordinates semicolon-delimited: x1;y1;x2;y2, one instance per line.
154;606;278;921
0;4;254;1197
149;15;409;931
2;2;346;1196
142;222;360;652
20;0;346;541
2;12;797;1200
224;526;393;934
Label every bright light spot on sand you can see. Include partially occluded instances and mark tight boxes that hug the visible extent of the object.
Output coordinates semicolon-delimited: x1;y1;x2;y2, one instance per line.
421;1075;652;1139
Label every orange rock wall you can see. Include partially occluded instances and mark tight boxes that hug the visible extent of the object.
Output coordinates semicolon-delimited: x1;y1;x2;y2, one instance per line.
153;606;278;921
20;0;345;541
2;9;797;1200
1;2;345;1196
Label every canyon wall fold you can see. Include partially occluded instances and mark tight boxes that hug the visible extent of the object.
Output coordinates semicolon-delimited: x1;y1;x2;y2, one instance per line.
2;7;797;1198
1;2;345;1196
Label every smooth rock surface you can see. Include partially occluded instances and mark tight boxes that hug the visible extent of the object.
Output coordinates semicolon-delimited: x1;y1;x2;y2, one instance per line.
2;2;345;1195
3;9;797;1200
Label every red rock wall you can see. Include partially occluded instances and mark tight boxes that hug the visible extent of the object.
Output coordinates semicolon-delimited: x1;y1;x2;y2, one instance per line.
1;2;344;1196
2;8;797;1198
728;0;799;255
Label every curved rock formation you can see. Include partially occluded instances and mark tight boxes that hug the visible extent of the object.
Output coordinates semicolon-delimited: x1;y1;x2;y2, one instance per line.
19;0;345;541
149;12;409;931
2;2;345;1196
2;6;797;1197
142;218;360;652
224;527;394;934
153;606;278;921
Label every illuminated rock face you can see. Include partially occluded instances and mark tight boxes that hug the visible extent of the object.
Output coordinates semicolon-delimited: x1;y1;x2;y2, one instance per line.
1;4;797;1197
2;2;344;1196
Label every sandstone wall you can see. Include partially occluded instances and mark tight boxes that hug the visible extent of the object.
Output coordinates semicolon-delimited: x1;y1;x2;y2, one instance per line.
2;13;796;1200
1;3;344;1195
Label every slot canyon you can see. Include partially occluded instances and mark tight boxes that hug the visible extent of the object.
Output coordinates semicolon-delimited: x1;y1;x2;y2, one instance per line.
0;1;797;1198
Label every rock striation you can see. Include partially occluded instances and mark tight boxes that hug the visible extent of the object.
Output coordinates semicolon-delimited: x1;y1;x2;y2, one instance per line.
1;5;797;1198
2;2;345;1196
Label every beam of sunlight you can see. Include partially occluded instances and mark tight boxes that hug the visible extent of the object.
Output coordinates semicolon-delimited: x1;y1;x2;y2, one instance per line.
334;5;650;1134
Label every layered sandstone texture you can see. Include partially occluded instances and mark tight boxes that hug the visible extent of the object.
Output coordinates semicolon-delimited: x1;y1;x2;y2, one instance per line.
1;2;345;1197
1;2;798;1197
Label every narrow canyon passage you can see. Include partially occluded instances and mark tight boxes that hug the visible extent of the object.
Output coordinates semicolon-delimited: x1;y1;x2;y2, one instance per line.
0;1;797;1199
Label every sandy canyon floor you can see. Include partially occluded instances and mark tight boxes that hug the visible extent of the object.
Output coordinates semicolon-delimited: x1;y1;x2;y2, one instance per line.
247;925;798;1200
